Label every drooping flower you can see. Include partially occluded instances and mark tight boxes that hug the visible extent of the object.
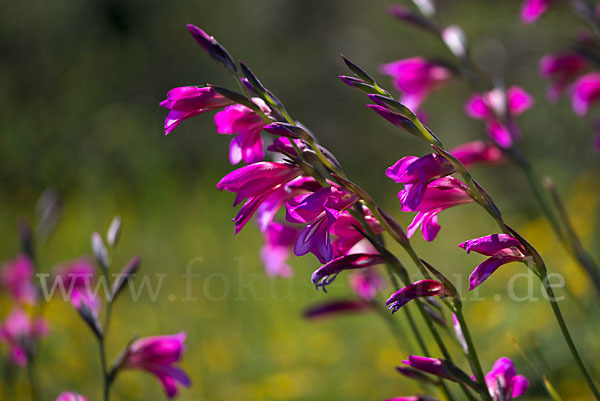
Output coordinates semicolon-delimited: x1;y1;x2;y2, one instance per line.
571;73;600;115
311;253;384;290
303;299;372;319
540;53;587;102
55;393;88;401
329;208;383;257
260;222;299;277
385;279;449;313
217;162;303;234
485;357;529;400
0;308;48;366
465;86;533;148
385;396;441;401
449;141;504;167
122;332;190;398
458;234;530;290
214;98;271;165
159;86;234;135
52;259;99;311
400;177;474;241
380;57;452;111
0;254;37;304
286;186;359;263
521;0;551;24
386;153;455;210
401;356;460;382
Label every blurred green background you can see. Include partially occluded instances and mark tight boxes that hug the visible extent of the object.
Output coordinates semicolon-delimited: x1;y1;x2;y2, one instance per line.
1;0;600;400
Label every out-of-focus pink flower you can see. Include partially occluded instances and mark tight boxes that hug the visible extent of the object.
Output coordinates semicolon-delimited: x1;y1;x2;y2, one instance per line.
385;396;441;401
399;177;473;241
303;299;372;319
1;254;37;304
123;333;190;398
0;308;48;366
485;357;529;400
214;98;271;165
571;73;600;115
55;392;88;401
349;268;385;300
52;259;99;312
401;356;459;381
260;222;299;277
159;86;234;135
311;253;384;290
217;162;303;233
386;154;455;210
380;57;452;111
287;186;359;263
385;279;449;313
458;234;530;290
521;0;551;24
449;141;504;167
465;86;533;148
540;53;587;102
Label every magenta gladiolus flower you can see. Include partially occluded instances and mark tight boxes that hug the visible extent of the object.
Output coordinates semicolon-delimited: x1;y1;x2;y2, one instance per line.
571;73;600;115
287;186;359;263
459;234;530;290
329;209;383;257
385;279;449;313
385;396;440;401
311;253;384;290
160;86;234;135
540;53;587;102
55;393;88;401
52;259;99;311
401;356;458;381
485;357;529;400
214;98;271;164
521;0;551;24
217;162;303;233
260;222;299;277
1;254;37;304
303;299;372;319
386;154;454;210
399;177;473;241
380;57;452;111
0;308;48;366
449;141;504;167
123;332;190;398
465;86;533;148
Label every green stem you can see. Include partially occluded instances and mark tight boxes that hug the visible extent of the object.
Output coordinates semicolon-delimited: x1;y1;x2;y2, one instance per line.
26;357;39;401
541;273;600;400
99;268;114;401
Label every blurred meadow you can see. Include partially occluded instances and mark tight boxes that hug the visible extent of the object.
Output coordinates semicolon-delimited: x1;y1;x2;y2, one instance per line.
1;0;600;400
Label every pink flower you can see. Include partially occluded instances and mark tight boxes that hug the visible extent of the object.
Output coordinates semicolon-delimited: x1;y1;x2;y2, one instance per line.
287;186;359;263
217;162;303;234
571;73;600;115
386;153;455;210
122;333;190;398
349;268;385;300
449;141;504;167
0;308;48;366
385;396;440;401
399;177;474;241
311;253;384;290
521;0;551;24
458;234;530;290
401;356;460;381
329;209;383;257
1;254;37;304
380;57;452;111
55;393;88;401
485;357;529;400
159;86;234;135
465;86;533;148
52;259;99;311
260;222;299;277
385;279;449;313
303;300;373;319
540;53;587;102
214;98;271;165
